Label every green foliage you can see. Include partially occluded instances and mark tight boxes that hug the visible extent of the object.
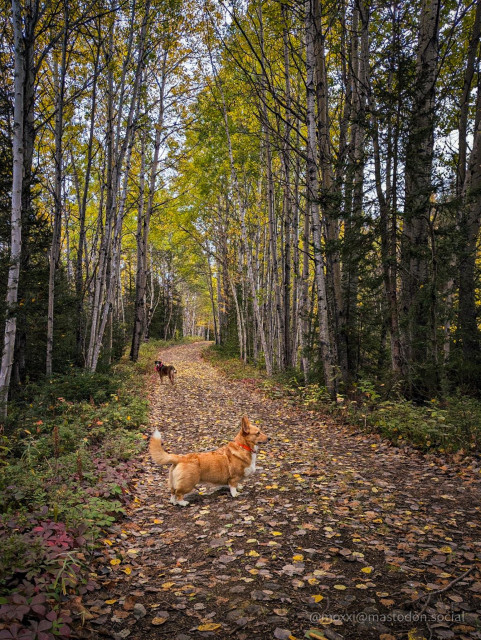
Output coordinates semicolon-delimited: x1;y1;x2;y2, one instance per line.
204;345;265;380
295;383;333;408
0;339;164;593
207;346;481;454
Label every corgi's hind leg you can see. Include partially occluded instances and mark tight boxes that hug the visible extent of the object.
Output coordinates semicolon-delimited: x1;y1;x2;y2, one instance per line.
170;463;198;507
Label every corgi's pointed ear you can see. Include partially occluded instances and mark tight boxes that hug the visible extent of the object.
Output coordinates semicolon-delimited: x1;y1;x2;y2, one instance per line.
241;415;250;434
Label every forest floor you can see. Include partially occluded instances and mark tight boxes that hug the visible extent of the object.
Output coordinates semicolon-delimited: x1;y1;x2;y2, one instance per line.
77;342;481;640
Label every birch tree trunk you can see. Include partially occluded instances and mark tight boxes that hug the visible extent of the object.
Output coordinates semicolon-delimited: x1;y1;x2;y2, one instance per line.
130;130;147;361
458;78;481;363
131;50;167;361
456;0;481;366
86;16;116;371
88;0;150;371
401;0;440;392
0;0;25;417
76;41;100;365
281;1;293;368
313;0;344;380
306;0;336;397
258;1;284;372
214;66;273;375
46;18;68;376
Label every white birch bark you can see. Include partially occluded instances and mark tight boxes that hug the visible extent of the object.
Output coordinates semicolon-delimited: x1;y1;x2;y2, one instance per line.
46;21;67;376
214;69;273;375
0;0;25;417
306;0;336;397
87;0;150;371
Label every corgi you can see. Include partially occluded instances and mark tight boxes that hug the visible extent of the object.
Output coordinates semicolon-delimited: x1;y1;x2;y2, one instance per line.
149;415;269;506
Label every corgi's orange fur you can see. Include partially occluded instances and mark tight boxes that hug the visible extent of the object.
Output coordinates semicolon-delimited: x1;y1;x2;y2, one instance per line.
149;415;268;506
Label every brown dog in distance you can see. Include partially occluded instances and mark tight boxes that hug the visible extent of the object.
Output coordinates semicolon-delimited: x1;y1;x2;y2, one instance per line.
155;360;176;385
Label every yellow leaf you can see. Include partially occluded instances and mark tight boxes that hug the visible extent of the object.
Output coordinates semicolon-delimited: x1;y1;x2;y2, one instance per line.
105;599;117;605
110;559;121;565
246;539;257;543
103;539;113;546
248;550;260;557
439;546;452;554
293;554;304;561
311;594;324;602
162;582;175;589
308;578;319;585
153;519;163;524
121;566;132;575
152;617;168;626
197;623;221;631
361;566;373;574
334;585;346;590
272;531;282;536
356;583;368;589
304;631;326;640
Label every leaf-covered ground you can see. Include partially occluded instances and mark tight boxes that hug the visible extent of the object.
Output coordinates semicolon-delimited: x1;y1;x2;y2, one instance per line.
77;342;481;640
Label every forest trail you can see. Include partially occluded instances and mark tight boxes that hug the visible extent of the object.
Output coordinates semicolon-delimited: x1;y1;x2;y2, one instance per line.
82;342;481;640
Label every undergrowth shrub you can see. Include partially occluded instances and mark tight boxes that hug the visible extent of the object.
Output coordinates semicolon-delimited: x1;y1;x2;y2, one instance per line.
0;339;175;638
205;345;481;454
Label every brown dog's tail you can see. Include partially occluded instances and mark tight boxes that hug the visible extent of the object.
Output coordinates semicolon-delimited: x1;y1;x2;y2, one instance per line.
149;430;182;465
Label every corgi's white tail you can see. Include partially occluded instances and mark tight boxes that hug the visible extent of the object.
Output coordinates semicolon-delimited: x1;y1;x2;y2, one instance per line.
149;429;181;465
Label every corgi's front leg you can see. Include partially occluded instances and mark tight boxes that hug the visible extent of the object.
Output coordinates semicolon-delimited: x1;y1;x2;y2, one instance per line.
229;479;240;497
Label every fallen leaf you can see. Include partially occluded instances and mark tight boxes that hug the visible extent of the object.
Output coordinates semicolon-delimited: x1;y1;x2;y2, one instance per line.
197;623;221;631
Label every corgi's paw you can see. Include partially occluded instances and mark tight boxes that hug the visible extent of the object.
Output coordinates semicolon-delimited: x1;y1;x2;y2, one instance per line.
170;495;177;505
177;499;189;506
229;486;238;498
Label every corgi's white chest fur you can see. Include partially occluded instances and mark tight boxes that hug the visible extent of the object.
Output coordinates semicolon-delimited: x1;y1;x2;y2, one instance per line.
244;452;257;477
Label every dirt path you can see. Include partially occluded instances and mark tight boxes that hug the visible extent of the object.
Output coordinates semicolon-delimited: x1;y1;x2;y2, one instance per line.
82;342;481;640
